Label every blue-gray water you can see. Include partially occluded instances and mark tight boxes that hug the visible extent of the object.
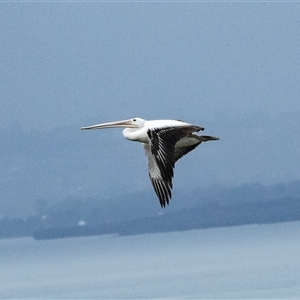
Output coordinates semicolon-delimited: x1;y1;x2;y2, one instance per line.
1;222;300;299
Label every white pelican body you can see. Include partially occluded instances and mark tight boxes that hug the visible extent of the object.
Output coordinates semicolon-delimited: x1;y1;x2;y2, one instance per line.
82;118;219;207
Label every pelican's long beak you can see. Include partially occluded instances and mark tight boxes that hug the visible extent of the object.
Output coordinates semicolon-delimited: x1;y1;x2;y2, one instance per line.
81;119;136;130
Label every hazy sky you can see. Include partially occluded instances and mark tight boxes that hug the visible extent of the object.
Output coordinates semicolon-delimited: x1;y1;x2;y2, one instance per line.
1;3;300;204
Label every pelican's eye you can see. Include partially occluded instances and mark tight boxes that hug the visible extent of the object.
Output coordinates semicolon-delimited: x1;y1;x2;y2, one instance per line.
133;118;136;122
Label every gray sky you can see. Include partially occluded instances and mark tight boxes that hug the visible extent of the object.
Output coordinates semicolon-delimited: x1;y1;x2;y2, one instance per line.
1;3;300;209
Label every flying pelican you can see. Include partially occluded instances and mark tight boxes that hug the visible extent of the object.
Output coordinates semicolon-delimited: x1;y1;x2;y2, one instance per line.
81;118;219;207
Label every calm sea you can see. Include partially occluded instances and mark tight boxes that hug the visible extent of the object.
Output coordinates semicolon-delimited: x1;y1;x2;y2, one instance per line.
1;222;300;299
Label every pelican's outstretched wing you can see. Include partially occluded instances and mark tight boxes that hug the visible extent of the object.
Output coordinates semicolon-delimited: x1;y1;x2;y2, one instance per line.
144;125;202;207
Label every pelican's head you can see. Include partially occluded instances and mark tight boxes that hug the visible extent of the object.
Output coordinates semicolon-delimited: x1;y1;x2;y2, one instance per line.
81;117;145;130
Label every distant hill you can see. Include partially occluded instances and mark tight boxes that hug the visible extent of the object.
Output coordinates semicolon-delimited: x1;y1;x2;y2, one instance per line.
1;189;300;239
29;196;300;239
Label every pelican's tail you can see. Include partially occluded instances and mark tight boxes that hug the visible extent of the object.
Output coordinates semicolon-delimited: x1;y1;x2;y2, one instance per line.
197;135;220;142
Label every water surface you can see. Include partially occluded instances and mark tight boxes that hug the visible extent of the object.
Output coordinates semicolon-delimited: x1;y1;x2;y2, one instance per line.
1;222;300;298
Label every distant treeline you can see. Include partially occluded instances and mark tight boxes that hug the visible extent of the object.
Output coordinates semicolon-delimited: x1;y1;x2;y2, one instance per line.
118;196;300;236
1;196;300;240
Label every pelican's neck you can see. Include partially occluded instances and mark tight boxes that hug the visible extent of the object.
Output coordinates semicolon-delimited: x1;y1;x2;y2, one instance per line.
122;127;148;143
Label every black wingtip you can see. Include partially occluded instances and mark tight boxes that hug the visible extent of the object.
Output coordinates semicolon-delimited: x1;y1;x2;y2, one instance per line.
151;178;172;208
159;198;170;208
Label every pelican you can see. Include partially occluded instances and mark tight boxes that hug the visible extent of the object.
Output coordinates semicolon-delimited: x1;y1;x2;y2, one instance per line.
81;118;219;207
